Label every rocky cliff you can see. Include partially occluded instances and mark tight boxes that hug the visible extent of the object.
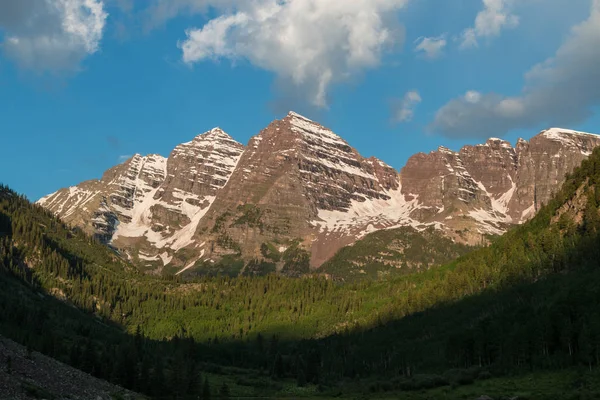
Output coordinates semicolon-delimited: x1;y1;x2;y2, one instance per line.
399;128;600;244
37;115;600;275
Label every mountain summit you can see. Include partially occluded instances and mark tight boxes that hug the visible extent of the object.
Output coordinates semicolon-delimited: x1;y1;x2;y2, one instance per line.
38;117;600;275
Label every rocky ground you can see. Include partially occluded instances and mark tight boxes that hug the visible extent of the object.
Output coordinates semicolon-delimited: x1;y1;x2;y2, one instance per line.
0;335;143;400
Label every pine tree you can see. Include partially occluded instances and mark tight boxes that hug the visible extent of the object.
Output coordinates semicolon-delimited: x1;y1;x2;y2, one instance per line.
187;362;200;396
219;382;230;399
202;377;211;400
137;356;150;394
151;357;166;398
296;369;306;387
273;353;284;379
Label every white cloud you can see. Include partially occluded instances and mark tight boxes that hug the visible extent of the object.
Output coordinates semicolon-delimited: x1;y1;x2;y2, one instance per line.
464;90;482;103
0;0;107;72
144;0;242;29
432;0;600;138
414;35;447;59
177;0;410;108
460;0;519;49
393;90;422;123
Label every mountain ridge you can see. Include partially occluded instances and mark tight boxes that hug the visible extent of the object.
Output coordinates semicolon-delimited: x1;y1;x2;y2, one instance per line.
37;113;600;275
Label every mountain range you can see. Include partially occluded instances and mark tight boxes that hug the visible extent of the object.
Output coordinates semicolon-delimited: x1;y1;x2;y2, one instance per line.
38;112;600;275
4;126;600;399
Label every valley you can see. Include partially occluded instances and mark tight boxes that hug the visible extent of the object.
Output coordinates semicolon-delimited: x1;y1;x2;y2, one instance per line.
3;142;600;398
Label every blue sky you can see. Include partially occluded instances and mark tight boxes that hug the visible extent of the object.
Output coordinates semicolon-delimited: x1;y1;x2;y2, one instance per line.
0;0;598;201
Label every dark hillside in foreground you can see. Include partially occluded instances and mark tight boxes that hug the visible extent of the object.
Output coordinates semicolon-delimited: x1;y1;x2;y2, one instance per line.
0;335;140;400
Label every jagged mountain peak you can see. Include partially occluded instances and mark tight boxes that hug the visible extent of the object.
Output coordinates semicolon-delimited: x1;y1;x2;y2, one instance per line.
286;110;313;121
282;110;350;147
37;115;600;275
249;112;395;190
535;127;600;156
121;153;167;165
366;156;395;170
542;127;600;138
187;127;241;146
437;145;456;155
484;137;513;149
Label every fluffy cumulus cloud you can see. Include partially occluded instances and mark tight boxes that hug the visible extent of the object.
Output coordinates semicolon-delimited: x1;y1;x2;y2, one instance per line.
414;35;447;59
177;0;410;108
393;90;422;123
0;0;107;72
432;0;600;138
460;0;519;49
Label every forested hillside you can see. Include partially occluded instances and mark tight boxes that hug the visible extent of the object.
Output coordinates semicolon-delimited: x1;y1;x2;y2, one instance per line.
2;145;600;398
321;226;475;281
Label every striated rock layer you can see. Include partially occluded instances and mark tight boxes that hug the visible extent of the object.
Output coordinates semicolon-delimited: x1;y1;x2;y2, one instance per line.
399;128;600;244
38;115;600;274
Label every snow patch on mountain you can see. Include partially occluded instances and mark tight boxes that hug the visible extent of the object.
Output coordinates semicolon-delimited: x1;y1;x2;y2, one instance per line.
176;249;206;275
542;128;600;156
165;196;216;251
38;187;97;217
289;112;349;148
313;186;422;237
111;155;168;234
543;127;599;140
521;203;536;220
467;208;508;236
474;177;516;220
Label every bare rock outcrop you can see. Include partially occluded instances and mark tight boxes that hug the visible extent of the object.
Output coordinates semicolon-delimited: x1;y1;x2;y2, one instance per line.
37;116;600;274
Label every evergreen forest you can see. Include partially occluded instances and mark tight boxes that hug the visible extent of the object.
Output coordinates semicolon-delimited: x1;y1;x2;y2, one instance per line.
3;147;600;398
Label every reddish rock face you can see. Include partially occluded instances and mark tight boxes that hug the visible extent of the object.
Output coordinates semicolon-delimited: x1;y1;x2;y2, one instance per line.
509;129;600;221
400;128;600;241
37;117;600;274
192;112;404;268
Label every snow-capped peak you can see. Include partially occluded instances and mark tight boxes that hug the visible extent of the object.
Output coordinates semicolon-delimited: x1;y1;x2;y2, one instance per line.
438;146;455;155
484;138;513;149
186;128;242;147
208;127;226;135
288;111;348;148
540;128;600;156
487;137;509;144
287;111;313;122
542;127;600;140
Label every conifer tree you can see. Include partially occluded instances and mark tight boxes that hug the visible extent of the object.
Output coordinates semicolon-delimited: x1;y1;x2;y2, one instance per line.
202;377;211;400
219;382;230;399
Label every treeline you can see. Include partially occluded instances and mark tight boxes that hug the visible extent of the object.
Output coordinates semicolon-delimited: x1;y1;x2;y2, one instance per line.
1;146;600;396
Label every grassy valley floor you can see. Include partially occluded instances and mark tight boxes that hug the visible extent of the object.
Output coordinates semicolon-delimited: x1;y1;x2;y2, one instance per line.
196;369;600;399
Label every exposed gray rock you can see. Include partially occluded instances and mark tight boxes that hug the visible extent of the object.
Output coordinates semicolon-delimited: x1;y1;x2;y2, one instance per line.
0;335;141;400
